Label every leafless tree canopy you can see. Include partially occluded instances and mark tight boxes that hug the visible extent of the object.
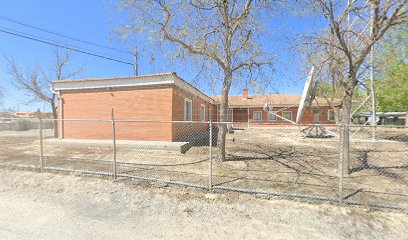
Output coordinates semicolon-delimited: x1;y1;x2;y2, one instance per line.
5;48;82;136
117;1;272;73
115;0;275;161
300;0;407;174
6;48;81;106
303;0;407;107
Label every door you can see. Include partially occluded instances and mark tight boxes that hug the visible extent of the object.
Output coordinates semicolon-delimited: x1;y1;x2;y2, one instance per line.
313;112;320;123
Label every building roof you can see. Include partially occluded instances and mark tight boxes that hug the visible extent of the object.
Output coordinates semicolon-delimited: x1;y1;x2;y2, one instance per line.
52;72;215;104
212;94;340;107
53;73;341;108
9;111;53;119
54;72;176;83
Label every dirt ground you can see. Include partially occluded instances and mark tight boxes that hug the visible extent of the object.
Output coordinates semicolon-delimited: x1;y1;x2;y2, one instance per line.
0;126;407;208
0;169;407;240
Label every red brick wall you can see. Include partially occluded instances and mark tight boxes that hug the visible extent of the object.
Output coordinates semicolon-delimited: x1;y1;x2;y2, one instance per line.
59;85;216;142
217;106;336;127
60;86;174;141
232;109;248;122
171;86;215;141
298;106;335;125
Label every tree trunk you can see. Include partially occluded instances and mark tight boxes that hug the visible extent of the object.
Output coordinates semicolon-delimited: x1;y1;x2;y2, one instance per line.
217;74;232;163
340;94;353;175
50;96;58;138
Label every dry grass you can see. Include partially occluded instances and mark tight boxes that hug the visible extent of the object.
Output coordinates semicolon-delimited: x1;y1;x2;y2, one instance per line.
0;126;407;207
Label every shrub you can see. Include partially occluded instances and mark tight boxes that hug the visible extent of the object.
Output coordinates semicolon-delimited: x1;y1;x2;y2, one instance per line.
15;120;32;131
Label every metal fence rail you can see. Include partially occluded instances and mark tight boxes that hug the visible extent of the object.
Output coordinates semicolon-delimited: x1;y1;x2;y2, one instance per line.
0;117;407;211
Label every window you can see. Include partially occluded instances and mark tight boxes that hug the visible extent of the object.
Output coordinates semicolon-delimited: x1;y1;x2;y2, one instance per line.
268;112;277;121
253;111;262;121
328;109;335;121
200;104;205;121
184;98;192;121
282;111;292;121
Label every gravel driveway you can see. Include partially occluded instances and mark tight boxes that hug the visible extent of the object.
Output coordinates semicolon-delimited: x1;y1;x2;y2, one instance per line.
0;169;407;240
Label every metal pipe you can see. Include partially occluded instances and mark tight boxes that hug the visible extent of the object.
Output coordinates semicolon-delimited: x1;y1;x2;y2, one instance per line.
369;28;376;141
338;124;344;204
212;185;338;203
112;108;117;179
39;117;44;171
117;173;208;189
58;90;63;139
208;121;213;191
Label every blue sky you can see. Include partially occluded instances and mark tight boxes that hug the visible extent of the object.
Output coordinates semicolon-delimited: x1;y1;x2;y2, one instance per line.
0;0;325;112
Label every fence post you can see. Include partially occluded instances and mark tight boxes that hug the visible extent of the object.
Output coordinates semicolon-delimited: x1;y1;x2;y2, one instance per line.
39;117;44;171
208;121;213;191
112;108;117;179
338;124;344;204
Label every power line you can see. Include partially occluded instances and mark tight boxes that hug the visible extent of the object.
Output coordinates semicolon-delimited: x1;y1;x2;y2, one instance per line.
0;26;132;62
0;27;134;66
0;15;133;55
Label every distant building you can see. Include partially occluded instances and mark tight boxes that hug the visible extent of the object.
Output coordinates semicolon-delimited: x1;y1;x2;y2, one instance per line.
11;111;35;118
9;111;53;119
212;90;337;126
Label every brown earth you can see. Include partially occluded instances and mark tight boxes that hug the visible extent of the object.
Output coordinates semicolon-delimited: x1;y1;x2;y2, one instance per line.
1;169;407;240
0;126;407;208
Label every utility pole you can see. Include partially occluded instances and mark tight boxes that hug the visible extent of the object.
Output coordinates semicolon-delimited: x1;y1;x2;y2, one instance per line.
150;51;155;73
134;47;139;76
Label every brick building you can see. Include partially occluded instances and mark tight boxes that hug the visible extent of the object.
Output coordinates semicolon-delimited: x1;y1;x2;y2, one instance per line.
53;73;216;141
52;72;336;141
212;89;337;128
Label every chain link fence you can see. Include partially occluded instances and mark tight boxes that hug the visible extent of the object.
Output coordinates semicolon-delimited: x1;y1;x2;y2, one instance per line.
0;118;42;168
0;117;406;210
212;123;341;202
343;125;408;208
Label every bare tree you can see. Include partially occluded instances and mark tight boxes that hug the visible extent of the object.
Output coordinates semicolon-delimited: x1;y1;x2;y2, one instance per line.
302;0;407;173
114;0;273;162
6;48;82;137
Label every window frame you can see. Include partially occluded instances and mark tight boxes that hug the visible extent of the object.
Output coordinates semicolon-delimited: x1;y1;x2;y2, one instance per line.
200;104;206;122
282;111;292;121
328;109;335;121
253;111;262;122
184;98;193;121
267;111;277;121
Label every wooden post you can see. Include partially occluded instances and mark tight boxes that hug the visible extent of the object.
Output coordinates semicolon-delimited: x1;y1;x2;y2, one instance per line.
134;47;139;76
